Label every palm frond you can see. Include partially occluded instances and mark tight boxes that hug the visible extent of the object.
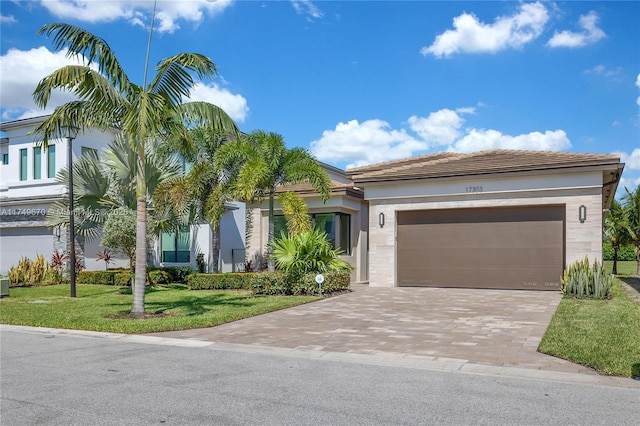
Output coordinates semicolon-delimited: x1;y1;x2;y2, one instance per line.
177;101;239;137
37;23;131;93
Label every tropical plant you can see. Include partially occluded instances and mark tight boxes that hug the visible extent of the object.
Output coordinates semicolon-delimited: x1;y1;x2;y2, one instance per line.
32;22;238;316
96;249;113;271
622;185;640;275
560;257;613;299
215;130;331;270
603;199;630;274
270;228;353;275
278;191;312;236
155;128;235;273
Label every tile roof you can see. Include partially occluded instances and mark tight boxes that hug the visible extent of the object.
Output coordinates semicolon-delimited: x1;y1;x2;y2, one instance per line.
347;150;622;183
276;180;364;199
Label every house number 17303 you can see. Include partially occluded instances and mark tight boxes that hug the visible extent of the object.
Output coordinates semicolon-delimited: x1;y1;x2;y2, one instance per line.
465;186;483;193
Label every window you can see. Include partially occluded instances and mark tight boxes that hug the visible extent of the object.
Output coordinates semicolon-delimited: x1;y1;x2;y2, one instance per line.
33;147;42;179
81;146;98;158
19;149;27;181
47;145;56;178
274;212;351;254
161;227;190;262
2;153;8;165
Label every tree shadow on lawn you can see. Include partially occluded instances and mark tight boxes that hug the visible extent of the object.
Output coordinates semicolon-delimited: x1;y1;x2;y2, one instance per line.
136;293;264;317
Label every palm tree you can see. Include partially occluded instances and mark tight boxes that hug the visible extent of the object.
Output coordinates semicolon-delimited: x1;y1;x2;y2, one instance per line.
622;185;640;275
32;23;238;316
215;130;331;270
155;128;236;273
604;199;629;275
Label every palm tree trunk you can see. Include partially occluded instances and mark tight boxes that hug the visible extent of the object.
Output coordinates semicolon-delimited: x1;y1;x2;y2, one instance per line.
211;225;220;273
612;246;618;275
267;190;275;271
131;148;147;317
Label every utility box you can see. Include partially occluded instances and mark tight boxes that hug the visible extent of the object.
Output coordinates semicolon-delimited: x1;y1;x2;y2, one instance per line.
0;278;9;298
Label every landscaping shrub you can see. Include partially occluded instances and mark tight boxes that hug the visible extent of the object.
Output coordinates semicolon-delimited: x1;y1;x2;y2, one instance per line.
148;270;171;286
250;270;351;295
249;271;291;295
77;270;117;285
603;242;637;262
8;255;57;287
188;273;250;290
148;266;193;283
560;257;613;299
113;270;133;286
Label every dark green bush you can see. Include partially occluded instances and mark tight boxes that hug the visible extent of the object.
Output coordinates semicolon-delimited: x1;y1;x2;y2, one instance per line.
113;270;133;286
603;242;637;261
148;270;171;285
148;266;193;283
188;273;251;290
250;270;351;295
77;270;117;285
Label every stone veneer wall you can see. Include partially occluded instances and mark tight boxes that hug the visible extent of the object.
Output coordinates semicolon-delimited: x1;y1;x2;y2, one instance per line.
367;187;603;288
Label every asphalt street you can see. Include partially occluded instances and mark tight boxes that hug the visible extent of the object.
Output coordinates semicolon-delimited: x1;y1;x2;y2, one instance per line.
1;326;638;426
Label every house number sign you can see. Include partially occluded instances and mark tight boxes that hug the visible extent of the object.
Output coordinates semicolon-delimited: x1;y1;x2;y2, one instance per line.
465;186;483;193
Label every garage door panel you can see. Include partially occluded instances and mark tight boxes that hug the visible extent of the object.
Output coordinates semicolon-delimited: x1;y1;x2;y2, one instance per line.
397;206;564;290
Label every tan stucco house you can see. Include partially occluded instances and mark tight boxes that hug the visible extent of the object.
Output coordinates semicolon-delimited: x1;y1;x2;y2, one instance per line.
247;149;624;291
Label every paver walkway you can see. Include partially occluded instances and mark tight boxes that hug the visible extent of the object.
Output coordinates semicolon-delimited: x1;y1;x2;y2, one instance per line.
151;286;596;375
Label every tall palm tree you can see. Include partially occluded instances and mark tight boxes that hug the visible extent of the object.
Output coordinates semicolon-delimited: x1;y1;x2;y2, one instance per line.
32;23;238;316
622;185;640;275
604;199;630;275
215;130;331;270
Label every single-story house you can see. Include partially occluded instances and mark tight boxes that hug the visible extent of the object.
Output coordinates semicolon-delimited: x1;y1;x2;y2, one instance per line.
347;150;623;289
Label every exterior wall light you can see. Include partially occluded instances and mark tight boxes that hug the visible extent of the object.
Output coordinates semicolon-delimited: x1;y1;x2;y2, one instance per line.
379;212;385;228
579;205;587;223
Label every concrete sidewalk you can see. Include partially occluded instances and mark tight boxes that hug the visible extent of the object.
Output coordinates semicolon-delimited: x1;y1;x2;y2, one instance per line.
151;286;596;375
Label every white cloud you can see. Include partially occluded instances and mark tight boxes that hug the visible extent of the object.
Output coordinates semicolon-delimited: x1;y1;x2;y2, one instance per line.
311;108;572;167
186;83;249;123
613;148;640;171
290;0;323;20
39;0;233;34
448;129;572;153
421;2;549;58
584;65;622;79
0;47;83;120
310;119;425;168
547;11;605;48
1;14;17;23
0;47;249;124
618;176;640;193
407;108;470;146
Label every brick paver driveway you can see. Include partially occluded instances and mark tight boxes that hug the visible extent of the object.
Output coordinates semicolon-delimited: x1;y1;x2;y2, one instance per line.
151;286;595;374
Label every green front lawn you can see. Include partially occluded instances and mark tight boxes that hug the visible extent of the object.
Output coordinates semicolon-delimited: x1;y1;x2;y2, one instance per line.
604;260;638;276
539;278;640;377
0;284;319;334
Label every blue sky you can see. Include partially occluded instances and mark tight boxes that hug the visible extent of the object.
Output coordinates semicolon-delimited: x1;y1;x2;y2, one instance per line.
1;1;638;192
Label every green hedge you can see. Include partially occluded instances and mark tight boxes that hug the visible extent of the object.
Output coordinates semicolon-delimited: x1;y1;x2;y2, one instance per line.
187;273;251;290
148;266;193;283
188;270;351;295
603;242;637;261
78;270;132;286
251;270;351;295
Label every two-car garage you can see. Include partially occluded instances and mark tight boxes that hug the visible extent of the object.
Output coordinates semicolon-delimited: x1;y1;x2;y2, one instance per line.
396;206;565;290
348;150;624;290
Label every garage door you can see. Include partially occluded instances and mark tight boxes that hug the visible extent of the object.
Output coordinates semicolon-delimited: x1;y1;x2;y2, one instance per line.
0;227;54;273
397;206;565;290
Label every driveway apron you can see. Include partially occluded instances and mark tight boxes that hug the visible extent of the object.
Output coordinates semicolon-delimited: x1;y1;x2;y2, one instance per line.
150;286;595;374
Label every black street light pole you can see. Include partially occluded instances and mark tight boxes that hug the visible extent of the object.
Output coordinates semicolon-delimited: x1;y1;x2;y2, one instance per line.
65;125;79;298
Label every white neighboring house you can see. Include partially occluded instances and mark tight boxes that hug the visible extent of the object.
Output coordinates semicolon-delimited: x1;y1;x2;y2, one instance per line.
0;116;245;275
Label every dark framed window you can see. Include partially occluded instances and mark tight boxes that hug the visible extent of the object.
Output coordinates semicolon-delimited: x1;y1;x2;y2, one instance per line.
274;212;351;254
161;227;190;263
19;148;27;181
2;153;8;165
47;145;56;178
33;146;42;179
